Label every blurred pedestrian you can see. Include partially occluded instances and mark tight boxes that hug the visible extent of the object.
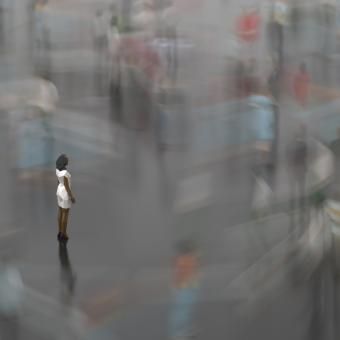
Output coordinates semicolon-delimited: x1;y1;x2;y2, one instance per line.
236;7;260;44
328;127;340;200
94;9;111;91
107;15;122;122
268;60;281;102
107;15;120;81
234;60;246;97
267;1;287;67
287;125;309;232
34;0;51;75
162;3;179;85
293;63;310;107
318;0;336;81
290;2;303;43
169;240;199;339
16;107;44;180
94;9;109;52
247;82;276;188
56;154;76;243
27;77;58;175
0;256;23;340
108;16;122;122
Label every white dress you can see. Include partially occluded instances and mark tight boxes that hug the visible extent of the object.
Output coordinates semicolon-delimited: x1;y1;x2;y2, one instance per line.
56;169;72;209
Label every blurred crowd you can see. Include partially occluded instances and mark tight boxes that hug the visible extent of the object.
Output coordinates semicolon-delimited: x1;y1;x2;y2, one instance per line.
0;0;340;339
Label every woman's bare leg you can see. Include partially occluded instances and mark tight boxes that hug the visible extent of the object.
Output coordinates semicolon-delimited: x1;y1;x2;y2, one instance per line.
58;207;62;233
61;209;70;237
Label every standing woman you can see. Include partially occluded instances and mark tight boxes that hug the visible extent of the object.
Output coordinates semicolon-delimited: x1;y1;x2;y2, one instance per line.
56;154;75;242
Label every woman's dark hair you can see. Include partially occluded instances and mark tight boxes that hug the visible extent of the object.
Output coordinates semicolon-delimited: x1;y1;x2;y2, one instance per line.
56;154;68;171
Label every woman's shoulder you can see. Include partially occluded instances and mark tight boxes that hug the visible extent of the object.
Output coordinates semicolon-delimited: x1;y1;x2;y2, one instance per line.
56;169;70;177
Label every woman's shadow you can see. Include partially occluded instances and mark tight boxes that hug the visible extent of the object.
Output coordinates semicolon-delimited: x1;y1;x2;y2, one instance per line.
58;243;76;304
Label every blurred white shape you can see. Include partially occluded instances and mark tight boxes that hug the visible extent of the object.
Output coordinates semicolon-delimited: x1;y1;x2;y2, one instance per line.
326;199;340;233
174;172;213;213
131;1;156;32
27;78;59;113
272;1;289;26
251;176;272;215
107;24;120;57
298;206;330;272
0;264;23;315
310;141;334;189
94;9;111;40
0;78;58;111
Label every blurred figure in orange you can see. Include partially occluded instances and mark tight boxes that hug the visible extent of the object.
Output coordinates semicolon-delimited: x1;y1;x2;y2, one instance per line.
293;63;310;107
169;240;199;340
174;241;198;288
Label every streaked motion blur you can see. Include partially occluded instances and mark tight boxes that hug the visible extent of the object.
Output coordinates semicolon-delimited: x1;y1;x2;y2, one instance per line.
0;0;340;339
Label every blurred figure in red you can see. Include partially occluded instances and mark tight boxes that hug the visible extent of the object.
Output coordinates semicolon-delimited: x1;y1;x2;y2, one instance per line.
293;63;310;107
235;7;261;43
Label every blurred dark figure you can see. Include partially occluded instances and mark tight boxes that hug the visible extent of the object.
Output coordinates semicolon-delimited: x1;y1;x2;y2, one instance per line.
34;0;51;76
317;1;336;26
108;16;122;123
266;1;286;68
329;127;340;200
316;1;336;83
246;59;260;95
58;243;76;304
94;9;108;52
307;192;336;340
168;240;199;340
94;8;110;92
290;2;303;45
288;124;309;233
268;61;281;167
121;0;132;32
234;60;246;97
119;37;156;131
236;58;258;98
268;61;281;102
293;62;310;107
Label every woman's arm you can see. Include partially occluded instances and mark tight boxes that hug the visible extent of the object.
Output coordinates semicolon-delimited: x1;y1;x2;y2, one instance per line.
64;177;75;203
